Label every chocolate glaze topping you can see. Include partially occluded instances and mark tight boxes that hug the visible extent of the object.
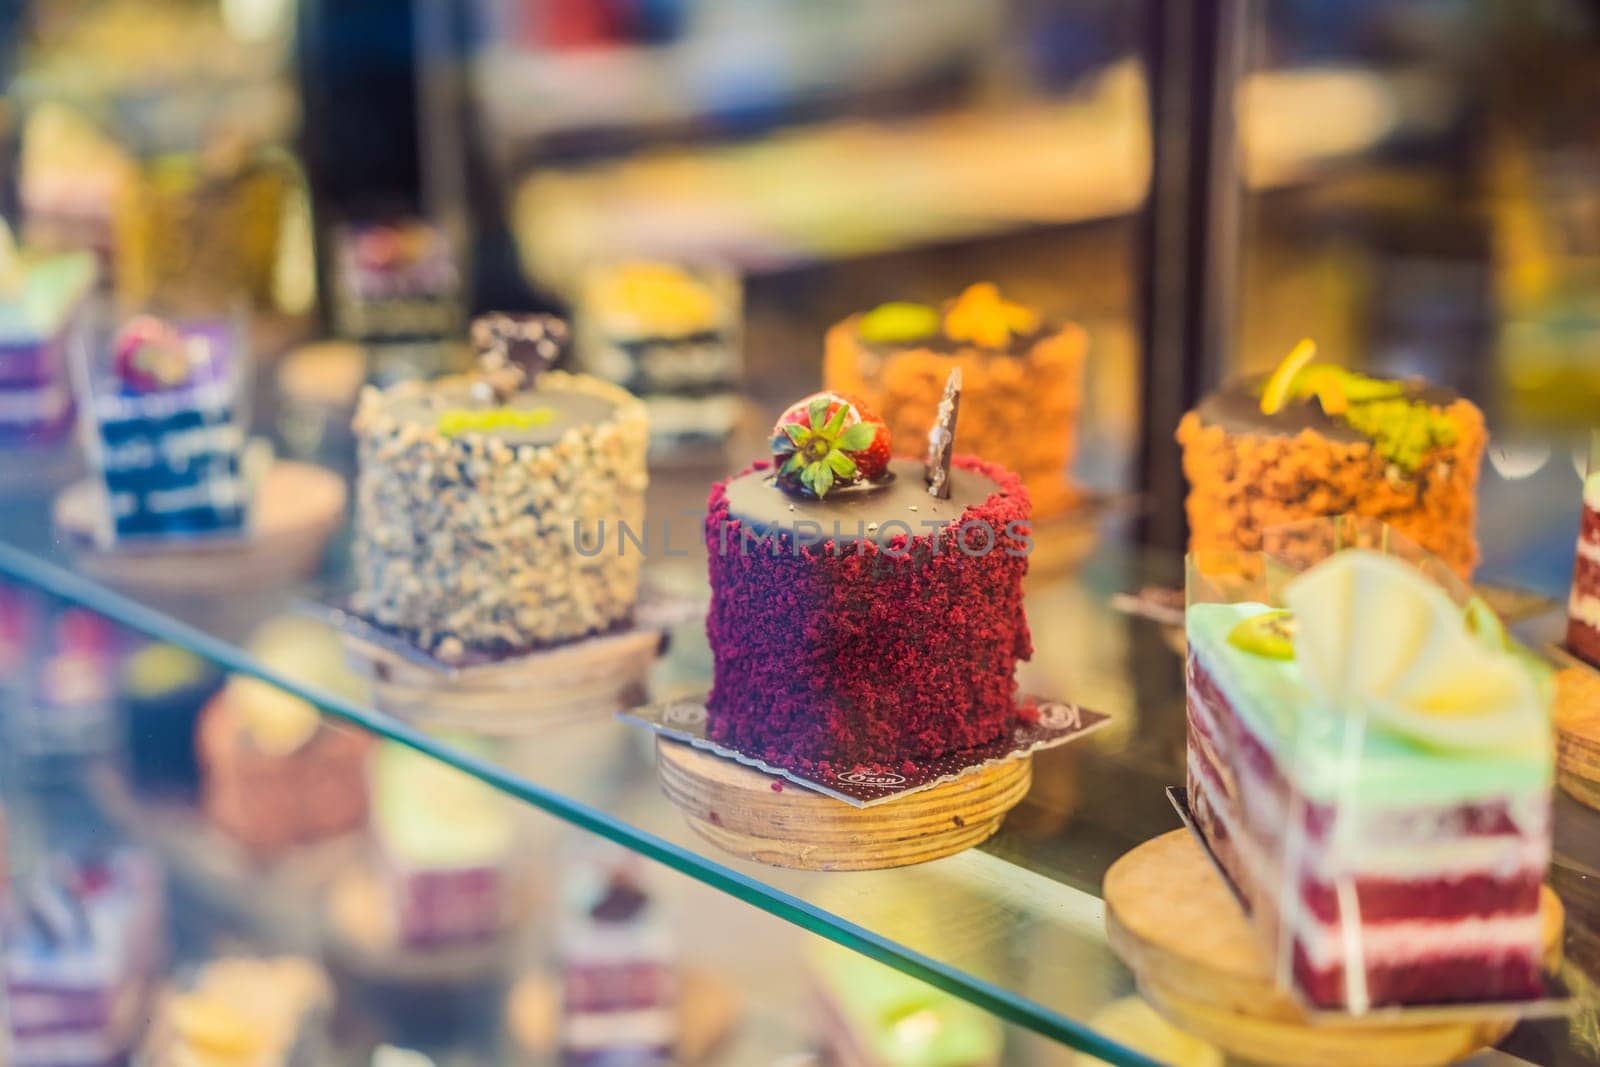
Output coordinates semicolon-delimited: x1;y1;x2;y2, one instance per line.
1196;374;1459;443
723;457;999;541
386;380;616;446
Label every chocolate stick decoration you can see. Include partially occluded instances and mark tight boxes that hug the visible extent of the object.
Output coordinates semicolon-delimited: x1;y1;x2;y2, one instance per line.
469;312;568;405
925;367;962;499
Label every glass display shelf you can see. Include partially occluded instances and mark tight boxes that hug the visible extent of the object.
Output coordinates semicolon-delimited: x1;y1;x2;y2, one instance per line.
1;448;1592;1067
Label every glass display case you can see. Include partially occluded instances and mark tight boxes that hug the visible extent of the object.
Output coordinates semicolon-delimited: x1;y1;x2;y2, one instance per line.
2;2;1600;1066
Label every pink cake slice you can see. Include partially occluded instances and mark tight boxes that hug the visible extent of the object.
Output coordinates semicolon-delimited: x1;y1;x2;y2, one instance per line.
1568;472;1600;666
1186;601;1550;1011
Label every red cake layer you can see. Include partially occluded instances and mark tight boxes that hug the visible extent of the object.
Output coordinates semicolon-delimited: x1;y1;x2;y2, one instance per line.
705;455;1031;775
1292;944;1542;1008
1569;511;1600;665
1186;653;1547;1009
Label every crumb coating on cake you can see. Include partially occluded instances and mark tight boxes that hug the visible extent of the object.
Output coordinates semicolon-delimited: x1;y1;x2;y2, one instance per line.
823;317;1085;519
704;455;1032;775
1176;398;1485;578
352;370;649;660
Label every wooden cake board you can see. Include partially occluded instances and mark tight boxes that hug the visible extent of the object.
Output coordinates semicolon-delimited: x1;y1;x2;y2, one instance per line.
1104;830;1564;1067
656;738;1031;871
1551;658;1600;813
346;625;664;733
52;461;345;596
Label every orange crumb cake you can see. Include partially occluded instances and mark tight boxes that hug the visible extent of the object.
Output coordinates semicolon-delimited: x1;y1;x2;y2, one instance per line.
1177;342;1486;578
823;283;1087;518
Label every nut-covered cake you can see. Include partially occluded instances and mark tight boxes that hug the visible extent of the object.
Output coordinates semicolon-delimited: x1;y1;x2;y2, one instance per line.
1187;549;1551;1011
352;314;649;661
823;283;1086;518
705;381;1032;774
1178;341;1486;578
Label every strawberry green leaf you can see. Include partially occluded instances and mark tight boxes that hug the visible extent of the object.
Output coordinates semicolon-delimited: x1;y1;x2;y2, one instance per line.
823;401;850;436
813;461;835;497
836;422;877;451
827;450;857;478
783;423;810;445
808;395;830;428
781;453;804;474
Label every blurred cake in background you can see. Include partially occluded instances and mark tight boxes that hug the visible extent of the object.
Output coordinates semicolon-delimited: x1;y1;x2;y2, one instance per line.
809;938;1001;1067
18;102;131;271
332;220;462;343
370;740;518;951
0;222;96;447
1569;432;1600;666
824;282;1087;517
559;849;677;1064
113;142;295;313
5;607;123;762
121;641;222;799
1177;341;1486;578
198;616;371;855
137;956;330;1066
351;314;649;662
577;260;742;450
77;314;257;544
3;849;164;1067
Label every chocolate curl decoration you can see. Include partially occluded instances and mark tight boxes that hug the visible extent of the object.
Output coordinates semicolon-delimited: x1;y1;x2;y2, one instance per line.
925;366;962;499
469;312;568;405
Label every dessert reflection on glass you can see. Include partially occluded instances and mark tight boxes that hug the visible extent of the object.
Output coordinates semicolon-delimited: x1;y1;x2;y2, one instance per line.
824;282;1087;517
704;381;1032;776
1178;341;1486;578
1187;545;1551;1011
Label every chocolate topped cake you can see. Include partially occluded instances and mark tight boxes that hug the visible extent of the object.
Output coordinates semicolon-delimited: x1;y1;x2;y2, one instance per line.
824;283;1086;517
705;384;1032;774
352;314;649;661
1178;342;1486;578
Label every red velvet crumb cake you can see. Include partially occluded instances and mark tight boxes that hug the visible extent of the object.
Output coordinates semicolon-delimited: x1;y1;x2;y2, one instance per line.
704;388;1031;776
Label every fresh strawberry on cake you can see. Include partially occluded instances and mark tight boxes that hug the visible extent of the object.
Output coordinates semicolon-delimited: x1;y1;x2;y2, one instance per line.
1186;549;1552;1012
704;385;1032;776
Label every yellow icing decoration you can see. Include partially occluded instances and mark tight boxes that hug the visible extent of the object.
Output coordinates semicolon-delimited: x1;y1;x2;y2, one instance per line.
229;677;320;757
437;406;558;437
593;261;718;337
1259;338;1317;416
859;302;941;344
166;993;267;1057
943;283;1039;348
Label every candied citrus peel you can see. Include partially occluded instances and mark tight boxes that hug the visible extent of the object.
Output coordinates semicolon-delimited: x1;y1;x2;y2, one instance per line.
944;283;1039;348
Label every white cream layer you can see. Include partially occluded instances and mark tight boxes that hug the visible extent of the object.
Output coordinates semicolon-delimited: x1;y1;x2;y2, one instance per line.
1569;591;1600;630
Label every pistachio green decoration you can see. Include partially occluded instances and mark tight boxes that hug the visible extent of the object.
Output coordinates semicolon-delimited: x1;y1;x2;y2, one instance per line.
437;406;558;437
858;302;941;345
1338;397;1458;473
1264;364;1458;473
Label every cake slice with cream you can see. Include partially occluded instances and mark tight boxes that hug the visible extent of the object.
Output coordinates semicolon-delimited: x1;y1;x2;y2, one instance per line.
1568;436;1600;667
1186;549;1551;1011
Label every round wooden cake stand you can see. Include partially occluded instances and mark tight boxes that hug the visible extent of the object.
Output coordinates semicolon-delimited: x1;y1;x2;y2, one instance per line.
348;626;664;732
53;461;345;596
657;738;1032;871
1104;830;1563;1067
1555;665;1600;813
